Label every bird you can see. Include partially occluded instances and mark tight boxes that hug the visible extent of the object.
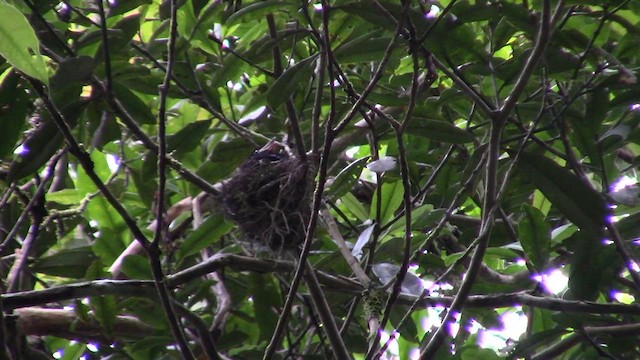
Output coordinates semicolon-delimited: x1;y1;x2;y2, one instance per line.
250;140;288;162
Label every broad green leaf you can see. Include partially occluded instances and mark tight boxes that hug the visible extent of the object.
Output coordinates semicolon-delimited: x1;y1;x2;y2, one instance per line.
167;119;212;154
0;71;28;158
59;342;86;360
0;2;49;86
112;82;155;124
340;192;369;222
532;189;552;217
7;100;86;182
407;118;475;144
121;254;153;280
513;151;608;233
91;295;117;335
334;35;392;64
93;229;129;265
518;205;550;270
328;157;369;199
565;233;619;301
266;55;318;109
177;214;233;258
386;204;437;235
248;274;280;341
225;1;298;25
390;307;419;342
33;247;99;278
47;189;84;205
370;181;404;226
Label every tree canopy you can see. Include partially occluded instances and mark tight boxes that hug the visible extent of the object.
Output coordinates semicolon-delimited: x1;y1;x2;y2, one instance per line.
1;0;640;359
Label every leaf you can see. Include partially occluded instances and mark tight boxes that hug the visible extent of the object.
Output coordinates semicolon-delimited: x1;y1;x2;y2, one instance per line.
407;118;475;143
248;274;280;341
518;205;551;269
267;55;318;109
513;151;609;233
177;214;234;258
225;1;298;25
167;119;212;154
0;2;49;86
0;71;28;158
50;56;94;88
329;157;369;199
47;189;84;205
565;233;619;301
386;204;439;236
112;82;155;124
340;192;369;222
352;224;374;258
121;254;153;280
33;247;99;278
7;101;86;182
91;295;117;335
334;35;392;64
370;181;404;226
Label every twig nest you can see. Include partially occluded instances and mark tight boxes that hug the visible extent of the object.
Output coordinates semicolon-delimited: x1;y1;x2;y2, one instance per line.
220;143;312;251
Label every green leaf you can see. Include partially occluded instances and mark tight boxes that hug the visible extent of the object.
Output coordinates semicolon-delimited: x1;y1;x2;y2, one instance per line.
513;151;608;233
386;204;438;235
340;192;369;222
333;34;392;64
121;254;153;280
91;295;117;335
518;205;551;269
0;71;28;158
0;2;49;86
407;118;475;144
112;82;155;124
177;214;234;258
370;181;404;226
7;101;85;182
167;119;212;154
225;1;298;25
328;157;369;199
33;247;99;278
267;55;318;109
47;189;84;205
248;274;280;341
565;233;619;301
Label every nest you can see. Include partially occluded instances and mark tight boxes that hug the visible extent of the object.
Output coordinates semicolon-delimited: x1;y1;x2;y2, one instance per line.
220;149;312;252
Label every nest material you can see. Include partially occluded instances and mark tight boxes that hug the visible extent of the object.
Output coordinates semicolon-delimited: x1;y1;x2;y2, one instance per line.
220;152;312;251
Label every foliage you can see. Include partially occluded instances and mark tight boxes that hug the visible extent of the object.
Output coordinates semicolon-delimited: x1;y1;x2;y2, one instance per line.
1;0;640;359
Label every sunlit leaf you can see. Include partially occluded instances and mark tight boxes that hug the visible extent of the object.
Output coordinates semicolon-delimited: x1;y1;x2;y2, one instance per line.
370;180;404;226
0;2;49;86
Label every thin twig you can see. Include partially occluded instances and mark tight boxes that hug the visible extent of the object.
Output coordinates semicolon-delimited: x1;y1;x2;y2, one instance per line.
266;14;307;160
150;0;195;357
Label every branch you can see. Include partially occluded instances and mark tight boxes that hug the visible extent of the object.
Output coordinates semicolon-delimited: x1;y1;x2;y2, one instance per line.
5;278;640;316
14;307;154;342
149;0;195;357
498;0;554;119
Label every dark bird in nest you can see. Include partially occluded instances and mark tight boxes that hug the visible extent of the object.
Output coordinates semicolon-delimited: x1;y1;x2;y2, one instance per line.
220;140;312;252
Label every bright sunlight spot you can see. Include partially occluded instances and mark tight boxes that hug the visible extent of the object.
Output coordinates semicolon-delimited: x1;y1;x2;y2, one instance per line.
534;268;568;295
